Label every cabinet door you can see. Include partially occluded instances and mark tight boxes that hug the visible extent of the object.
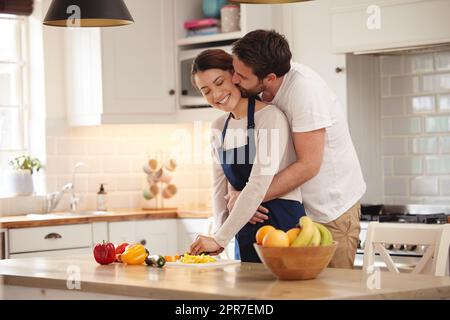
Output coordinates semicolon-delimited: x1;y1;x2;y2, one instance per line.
108;221;136;244
135;220;177;255
286;0;347;114
177;219;209;254
101;0;176;119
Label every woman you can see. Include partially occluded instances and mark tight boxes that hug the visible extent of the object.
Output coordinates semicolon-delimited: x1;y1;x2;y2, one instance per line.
189;49;305;262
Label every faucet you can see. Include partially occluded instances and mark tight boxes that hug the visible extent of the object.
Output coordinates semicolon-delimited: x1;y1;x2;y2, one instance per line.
45;162;88;213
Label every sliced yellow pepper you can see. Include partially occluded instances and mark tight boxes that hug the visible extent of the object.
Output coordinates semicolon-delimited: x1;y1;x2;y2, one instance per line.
180;253;216;264
121;244;148;265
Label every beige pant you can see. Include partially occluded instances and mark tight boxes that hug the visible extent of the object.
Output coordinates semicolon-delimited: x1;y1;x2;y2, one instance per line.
322;201;361;269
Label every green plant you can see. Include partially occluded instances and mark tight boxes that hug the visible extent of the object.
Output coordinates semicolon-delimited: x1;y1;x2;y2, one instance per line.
9;155;43;175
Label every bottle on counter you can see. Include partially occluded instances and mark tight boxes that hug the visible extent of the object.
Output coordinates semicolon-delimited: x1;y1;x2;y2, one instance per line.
97;184;108;211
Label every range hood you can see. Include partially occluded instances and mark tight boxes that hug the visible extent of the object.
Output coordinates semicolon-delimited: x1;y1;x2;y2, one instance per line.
354;42;450;56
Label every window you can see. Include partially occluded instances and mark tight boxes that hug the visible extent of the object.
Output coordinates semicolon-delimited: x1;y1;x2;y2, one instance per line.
0;14;29;195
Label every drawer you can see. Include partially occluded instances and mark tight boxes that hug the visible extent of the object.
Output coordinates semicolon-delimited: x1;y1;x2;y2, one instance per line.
9;224;92;254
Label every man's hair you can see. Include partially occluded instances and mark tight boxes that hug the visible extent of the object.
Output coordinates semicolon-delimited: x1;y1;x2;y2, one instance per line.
232;29;292;80
191;49;233;87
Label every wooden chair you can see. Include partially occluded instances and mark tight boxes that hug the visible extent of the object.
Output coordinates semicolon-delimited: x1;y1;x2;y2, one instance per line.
363;222;450;276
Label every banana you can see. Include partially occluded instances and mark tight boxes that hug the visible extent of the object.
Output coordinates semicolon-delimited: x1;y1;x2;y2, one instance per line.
309;225;321;247
314;222;333;246
291;216;315;247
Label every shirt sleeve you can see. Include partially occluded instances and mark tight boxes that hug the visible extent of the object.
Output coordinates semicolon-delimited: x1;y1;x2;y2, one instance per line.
213;109;290;247
289;80;334;133
210;119;229;233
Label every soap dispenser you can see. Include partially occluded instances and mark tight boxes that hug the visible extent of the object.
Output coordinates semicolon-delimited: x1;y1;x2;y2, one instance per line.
97;184;108;211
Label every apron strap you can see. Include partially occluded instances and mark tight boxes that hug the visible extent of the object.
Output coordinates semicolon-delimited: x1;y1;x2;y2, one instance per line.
247;97;256;162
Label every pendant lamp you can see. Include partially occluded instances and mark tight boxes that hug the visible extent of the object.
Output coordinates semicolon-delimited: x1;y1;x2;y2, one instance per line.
43;0;134;27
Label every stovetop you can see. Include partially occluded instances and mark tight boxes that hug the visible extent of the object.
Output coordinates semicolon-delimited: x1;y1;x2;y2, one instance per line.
360;204;450;224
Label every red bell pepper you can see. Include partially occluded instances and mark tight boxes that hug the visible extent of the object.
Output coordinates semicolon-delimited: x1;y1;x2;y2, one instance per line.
93;241;116;265
115;242;129;255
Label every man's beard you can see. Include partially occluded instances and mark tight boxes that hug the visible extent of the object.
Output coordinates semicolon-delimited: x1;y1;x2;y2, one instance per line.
237;82;265;98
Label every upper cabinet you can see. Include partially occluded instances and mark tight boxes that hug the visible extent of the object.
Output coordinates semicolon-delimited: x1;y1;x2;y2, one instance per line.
65;0;275;126
331;0;450;54
65;0;176;126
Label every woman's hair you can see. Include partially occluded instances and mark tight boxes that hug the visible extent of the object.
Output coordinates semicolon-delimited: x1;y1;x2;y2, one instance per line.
191;49;234;88
232;29;291;80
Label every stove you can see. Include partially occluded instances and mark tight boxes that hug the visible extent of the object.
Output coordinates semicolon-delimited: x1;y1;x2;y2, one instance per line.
355;204;450;271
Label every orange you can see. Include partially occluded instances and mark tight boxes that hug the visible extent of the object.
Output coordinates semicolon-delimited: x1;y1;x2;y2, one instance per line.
287;228;301;245
255;225;276;245
262;230;290;248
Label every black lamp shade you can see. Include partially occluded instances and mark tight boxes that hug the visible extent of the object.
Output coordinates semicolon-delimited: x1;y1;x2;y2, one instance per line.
43;0;134;27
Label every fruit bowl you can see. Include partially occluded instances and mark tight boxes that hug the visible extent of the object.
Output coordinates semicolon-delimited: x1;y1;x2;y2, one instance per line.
254;241;338;281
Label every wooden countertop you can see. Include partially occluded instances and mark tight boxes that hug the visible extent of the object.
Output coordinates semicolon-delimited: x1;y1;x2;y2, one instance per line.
0;208;212;229
1;255;450;300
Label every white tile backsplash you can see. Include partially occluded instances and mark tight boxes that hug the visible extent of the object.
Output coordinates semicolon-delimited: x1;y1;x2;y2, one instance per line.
425;156;450;174
383;137;407;155
384;177;408;196
381;55;404;76
382;97;405;116
440;94;450;111
379;50;450;204
405;54;434;74
435;51;450;71
394;157;422;175
410;137;438;154
440;177;450;195
410;96;435;113
411;177;439;195
390;75;421;96
391;117;422;135
440;136;450;153
425;116;450;133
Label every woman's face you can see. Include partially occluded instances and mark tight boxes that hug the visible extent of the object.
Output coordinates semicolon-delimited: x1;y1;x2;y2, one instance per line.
194;68;241;113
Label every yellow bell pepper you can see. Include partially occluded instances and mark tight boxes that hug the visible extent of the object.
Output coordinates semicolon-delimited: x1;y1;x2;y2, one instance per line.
121;244;148;265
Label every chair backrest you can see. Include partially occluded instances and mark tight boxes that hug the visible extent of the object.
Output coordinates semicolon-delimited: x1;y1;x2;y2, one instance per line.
363;222;450;276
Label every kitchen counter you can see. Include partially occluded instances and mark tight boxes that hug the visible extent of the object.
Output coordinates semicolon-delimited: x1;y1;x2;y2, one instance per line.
0;208;212;229
1;255;450;300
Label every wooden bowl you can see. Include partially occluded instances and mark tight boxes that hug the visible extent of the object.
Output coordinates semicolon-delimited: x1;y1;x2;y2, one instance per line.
254;242;338;281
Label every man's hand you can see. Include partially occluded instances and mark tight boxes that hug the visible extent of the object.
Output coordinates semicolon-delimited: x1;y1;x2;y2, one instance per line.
189;235;223;256
249;206;269;224
226;182;270;224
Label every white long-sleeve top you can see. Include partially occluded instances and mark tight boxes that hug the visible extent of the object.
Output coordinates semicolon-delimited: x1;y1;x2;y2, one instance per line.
210;105;302;248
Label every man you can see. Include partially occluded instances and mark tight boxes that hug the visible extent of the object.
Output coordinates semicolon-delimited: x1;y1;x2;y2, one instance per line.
227;29;366;269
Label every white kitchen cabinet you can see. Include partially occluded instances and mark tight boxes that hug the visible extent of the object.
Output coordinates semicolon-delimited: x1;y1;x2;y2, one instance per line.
7;224;93;258
331;0;450;54
8;247;92;259
65;0;176;126
281;0;348;114
108;219;178;255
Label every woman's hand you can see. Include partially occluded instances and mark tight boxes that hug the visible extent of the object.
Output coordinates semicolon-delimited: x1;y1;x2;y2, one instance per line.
189;235;223;256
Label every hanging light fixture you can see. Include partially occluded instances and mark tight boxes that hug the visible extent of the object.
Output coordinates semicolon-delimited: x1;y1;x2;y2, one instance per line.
43;0;134;27
230;0;313;3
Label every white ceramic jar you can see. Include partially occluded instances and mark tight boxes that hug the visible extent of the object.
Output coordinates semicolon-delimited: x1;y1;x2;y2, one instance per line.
221;4;240;33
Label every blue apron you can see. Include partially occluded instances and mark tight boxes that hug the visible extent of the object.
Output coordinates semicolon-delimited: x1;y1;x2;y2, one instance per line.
218;97;306;263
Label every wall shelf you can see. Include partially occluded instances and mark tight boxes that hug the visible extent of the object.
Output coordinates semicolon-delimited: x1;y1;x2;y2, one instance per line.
177;31;243;46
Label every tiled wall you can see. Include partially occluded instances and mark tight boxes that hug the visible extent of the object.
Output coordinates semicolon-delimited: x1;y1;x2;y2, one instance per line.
380;50;450;204
0;121;214;216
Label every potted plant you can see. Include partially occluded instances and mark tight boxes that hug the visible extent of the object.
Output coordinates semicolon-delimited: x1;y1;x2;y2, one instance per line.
8;155;43;196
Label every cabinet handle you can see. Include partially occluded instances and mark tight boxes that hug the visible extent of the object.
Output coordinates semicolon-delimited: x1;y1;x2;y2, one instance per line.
335;67;344;74
44;233;62;240
169;89;175;96
140;239;147;246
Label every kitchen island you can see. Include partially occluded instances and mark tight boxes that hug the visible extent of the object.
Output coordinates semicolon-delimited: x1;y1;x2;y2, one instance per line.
1;255;450;300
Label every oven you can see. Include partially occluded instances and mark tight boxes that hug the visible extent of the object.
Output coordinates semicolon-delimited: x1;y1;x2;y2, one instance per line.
354;204;450;272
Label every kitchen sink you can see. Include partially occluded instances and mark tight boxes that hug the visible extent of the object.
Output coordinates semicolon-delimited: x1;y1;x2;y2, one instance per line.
26;211;114;219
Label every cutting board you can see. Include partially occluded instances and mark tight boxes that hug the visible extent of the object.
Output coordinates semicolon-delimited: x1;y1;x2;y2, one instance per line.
166;259;240;268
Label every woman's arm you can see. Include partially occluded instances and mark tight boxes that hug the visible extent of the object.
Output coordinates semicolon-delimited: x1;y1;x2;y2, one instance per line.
213;109;290;248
